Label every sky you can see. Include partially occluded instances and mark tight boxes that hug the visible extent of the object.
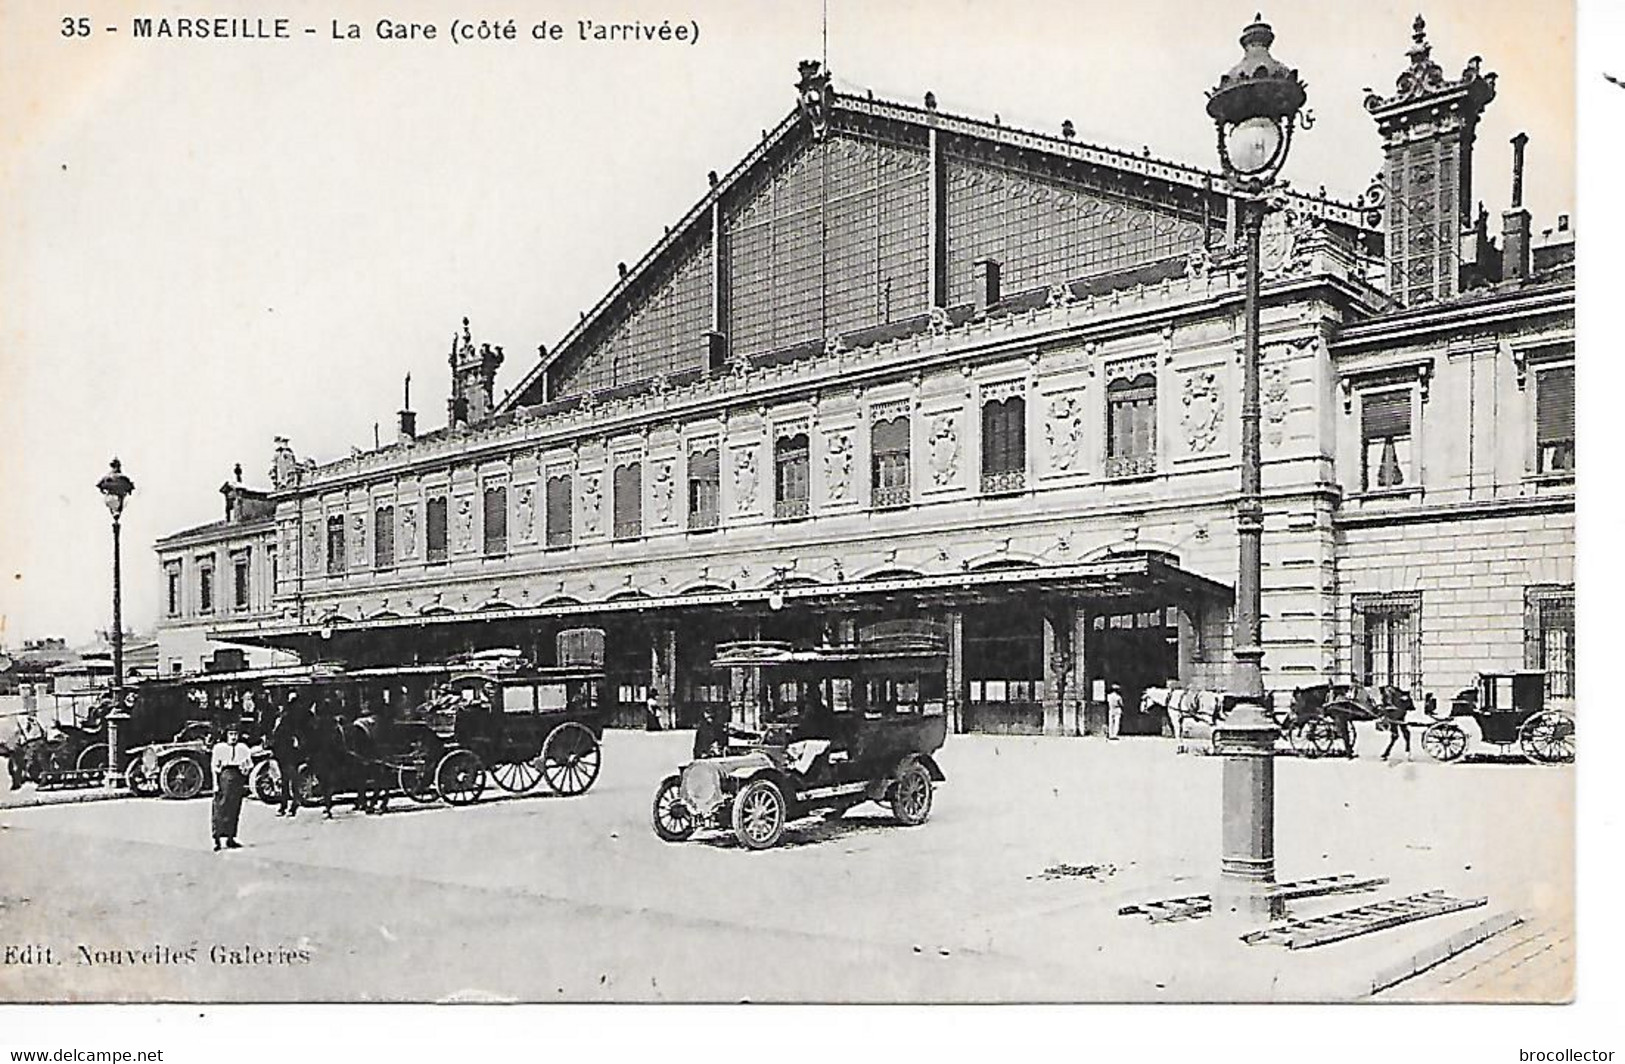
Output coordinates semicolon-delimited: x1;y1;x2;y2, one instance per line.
0;0;1580;646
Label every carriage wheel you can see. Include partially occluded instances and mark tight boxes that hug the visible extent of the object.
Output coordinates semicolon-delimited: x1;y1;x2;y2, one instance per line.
490;758;543;794
540;722;601;796
1306;719;1343;759
1421;721;1467;763
890;761;934;826
731;778;787;850
249;760;281;805
293;766;326;806
1288;722;1322;759
160;757;207;800
434;748;487;806
397;764;439;804
75;743;108;784
1519;712;1575;765
651;776;696;842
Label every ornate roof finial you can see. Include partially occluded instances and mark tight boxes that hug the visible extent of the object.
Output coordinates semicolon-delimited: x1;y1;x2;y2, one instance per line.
1061;119;1075;140
924;90;937;111
233;462;243;483
796;59;832;138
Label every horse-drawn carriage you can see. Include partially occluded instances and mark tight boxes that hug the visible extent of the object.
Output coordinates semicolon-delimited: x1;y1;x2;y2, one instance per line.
1420;671;1574;764
1277;684;1418;759
282;635;608;810
2;695;114;790
651;621;949;850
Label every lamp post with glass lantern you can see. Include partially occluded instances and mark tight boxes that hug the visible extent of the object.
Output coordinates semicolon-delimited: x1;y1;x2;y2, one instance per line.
1205;15;1308;919
96;458;135;788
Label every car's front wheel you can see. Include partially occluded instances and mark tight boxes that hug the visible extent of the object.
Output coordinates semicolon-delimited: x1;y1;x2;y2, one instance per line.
890;761;933;826
652;776;696;842
731;778;787;850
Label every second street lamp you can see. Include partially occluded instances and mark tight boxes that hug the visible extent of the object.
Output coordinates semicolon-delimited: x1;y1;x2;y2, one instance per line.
1205;15;1308;920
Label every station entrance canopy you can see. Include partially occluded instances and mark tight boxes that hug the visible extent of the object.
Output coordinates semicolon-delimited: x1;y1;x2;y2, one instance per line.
209;551;1232;652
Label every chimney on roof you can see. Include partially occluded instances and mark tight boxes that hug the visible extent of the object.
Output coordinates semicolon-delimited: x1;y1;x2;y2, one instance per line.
1502;132;1532;282
972;258;1001;313
397;372;417;444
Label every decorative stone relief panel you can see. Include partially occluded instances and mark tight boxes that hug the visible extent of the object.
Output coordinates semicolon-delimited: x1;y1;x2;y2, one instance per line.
927;414;960;487
1263;362;1291;448
1045;392;1088;473
351;513;368;568
304;522;320;572
399;504;419;559
454;497;476;552
823;430;854;502
651;460;676;525
513;484;536;542
732;446;760;514
581;474;604;536
1180;369;1226;454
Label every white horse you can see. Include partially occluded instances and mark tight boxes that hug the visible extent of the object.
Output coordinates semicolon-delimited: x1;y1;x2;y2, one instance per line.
1139;687;1228;754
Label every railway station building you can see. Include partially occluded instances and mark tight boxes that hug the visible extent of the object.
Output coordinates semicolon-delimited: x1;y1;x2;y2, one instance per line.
156;20;1575;734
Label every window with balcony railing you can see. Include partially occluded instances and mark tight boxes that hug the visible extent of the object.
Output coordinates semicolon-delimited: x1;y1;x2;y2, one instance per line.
546;474;573;548
325;515;346;575
613;462;642;540
980;396;1026;494
483;485;508;556
871;416;910;509
775;433;810;521
1106;374;1157;479
688;450;719;531
425;496;448;563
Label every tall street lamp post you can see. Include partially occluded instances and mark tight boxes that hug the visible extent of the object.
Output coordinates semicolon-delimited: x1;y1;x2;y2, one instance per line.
96;458;135;788
1205;15;1308;919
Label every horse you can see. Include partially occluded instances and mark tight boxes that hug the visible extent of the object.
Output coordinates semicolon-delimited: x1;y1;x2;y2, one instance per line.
1139;687;1232;754
1286;684;1419;759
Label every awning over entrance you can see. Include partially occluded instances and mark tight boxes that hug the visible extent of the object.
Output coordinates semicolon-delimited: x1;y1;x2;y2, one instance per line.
208;550;1231;648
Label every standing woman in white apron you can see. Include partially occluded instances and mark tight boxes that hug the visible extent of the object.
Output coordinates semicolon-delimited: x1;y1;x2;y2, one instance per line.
210;725;252;850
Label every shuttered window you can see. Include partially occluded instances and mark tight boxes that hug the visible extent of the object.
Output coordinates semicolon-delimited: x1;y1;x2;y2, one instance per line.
1536;365;1575;475
775;434;810;520
1105;375;1156;477
613;463;642;540
871;416;910;508
546;474;573;548
374;506;395;569
1360;389;1412;490
980;397;1026;492
482;485;507;556
688;450;719;531
425;496;448;562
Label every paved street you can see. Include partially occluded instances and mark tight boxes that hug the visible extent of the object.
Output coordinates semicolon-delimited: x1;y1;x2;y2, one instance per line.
0;730;1572;1002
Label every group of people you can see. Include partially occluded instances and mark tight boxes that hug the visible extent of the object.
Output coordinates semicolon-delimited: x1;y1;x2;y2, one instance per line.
208;690;387;852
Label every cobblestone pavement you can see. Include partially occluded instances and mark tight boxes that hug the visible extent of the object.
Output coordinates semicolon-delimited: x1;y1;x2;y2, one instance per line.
0;731;1573;1002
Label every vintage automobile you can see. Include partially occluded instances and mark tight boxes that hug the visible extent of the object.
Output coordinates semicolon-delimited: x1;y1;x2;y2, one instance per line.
1421;670;1574;765
651;621;949;850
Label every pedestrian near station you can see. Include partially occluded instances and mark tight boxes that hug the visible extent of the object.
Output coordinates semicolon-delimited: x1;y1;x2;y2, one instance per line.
210;725;252;850
1107;685;1124;741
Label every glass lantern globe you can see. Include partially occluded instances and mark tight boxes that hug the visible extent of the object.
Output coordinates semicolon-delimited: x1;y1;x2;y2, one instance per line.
1225;116;1283;177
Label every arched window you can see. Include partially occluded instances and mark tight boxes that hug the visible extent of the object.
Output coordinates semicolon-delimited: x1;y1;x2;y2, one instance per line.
688;450;720;531
613;462;643;540
482;485;507;556
775;433;810;520
545;474;573;548
871;416;910;508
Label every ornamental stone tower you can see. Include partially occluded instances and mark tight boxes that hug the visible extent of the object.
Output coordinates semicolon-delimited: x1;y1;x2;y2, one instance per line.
1364;15;1497;306
447;316;504;427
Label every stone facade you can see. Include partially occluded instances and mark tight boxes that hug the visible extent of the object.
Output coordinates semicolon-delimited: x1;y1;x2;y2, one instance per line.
173;26;1573;732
